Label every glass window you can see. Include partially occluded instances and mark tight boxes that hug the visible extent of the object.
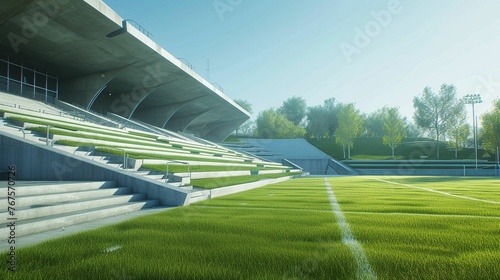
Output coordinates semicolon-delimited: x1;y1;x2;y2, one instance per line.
8;56;21;66
0;77;7;92
23;68;34;85
0;60;7;77
9;64;21;81
35;72;46;88
9;80;20;94
47;77;57;91
22;59;35;70
22;84;34;97
0;52;8;61
47;90;57;102
35;87;46;100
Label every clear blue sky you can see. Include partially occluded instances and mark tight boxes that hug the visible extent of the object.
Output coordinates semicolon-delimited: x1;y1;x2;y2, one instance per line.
102;0;500;121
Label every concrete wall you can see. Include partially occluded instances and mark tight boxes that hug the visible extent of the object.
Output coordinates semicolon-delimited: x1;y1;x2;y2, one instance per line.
209;176;293;199
0;131;189;206
285;159;333;175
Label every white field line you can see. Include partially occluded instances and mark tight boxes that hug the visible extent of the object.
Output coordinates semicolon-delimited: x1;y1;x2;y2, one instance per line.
325;178;376;280
373;178;500;205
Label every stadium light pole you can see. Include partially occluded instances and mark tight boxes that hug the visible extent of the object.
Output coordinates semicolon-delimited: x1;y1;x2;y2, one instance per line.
464;94;482;170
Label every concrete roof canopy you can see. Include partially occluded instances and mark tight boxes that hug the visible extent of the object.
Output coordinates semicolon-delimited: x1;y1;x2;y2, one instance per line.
0;0;250;141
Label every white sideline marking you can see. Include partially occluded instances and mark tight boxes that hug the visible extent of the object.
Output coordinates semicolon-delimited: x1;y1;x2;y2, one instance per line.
373;178;500;205
325;178;376;280
103;246;122;253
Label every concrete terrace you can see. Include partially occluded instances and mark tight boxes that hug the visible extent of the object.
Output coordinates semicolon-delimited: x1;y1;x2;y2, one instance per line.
0;91;302;244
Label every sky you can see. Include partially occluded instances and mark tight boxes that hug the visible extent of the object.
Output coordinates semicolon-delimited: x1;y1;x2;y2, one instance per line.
102;0;500;122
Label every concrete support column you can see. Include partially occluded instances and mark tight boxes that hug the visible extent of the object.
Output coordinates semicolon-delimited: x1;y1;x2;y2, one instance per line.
58;67;125;108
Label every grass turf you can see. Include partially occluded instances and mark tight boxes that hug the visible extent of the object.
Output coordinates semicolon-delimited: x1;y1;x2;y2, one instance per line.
2;176;498;279
327;176;500;280
2;178;356;279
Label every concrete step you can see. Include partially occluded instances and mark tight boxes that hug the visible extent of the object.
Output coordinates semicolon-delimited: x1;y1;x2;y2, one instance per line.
82;155;108;161
73;150;92;156
132;171;152;176
0;187;131;209
0;181;116;198
145;174;165;180
106;163;124;169
52;144;79;154
0;193;147;222
166;182;187;188
0;200;160;239
188;190;211;204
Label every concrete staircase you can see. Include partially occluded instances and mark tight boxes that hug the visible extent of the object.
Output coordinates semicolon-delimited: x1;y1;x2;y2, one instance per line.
69;147;195;190
0;181;159;239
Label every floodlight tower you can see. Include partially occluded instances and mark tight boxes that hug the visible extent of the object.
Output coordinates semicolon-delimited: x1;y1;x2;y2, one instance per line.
464;94;482;170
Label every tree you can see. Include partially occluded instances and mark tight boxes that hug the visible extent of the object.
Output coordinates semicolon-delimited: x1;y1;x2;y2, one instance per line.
306;105;329;140
324;97;340;137
364;107;390;137
382;107;407;159
255;109;306;139
335;103;363;159
305;98;341;140
480;100;500;161
404;121;421;138
413;84;464;159
447;111;469;159
278;96;307;125
234;99;253;136
234;99;252;113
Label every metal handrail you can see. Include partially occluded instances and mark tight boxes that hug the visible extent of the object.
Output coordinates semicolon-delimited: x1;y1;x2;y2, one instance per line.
1;99;87;123
211;83;224;92
177;58;195;70
165;160;190;185
124;19;154;39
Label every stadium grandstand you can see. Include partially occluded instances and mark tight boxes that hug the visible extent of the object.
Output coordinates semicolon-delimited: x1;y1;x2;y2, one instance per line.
0;0;249;142
0;0;303;243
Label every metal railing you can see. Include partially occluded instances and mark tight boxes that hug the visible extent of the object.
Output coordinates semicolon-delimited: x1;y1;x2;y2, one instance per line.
211;83;224;93
462;164;499;176
124;19;154;39
165;160;191;185
177;58;195;70
0;100;85;122
120;149;128;169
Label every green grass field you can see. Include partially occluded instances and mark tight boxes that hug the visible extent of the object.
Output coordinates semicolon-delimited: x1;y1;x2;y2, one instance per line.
329;176;500;280
2;176;499;279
